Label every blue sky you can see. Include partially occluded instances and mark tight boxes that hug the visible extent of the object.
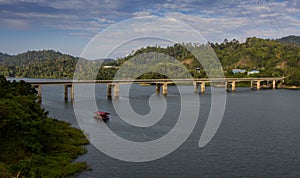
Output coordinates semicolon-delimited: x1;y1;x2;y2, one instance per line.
0;0;299;58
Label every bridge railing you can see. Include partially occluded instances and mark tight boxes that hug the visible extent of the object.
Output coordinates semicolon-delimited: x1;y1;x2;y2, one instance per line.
27;77;285;85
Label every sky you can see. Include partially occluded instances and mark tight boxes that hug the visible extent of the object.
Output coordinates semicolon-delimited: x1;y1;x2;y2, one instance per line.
0;0;299;58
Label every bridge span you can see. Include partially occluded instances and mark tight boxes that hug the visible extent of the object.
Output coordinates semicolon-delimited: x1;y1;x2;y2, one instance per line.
29;77;284;102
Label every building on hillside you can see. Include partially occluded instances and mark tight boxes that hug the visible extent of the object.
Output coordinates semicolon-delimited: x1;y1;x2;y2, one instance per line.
103;66;119;69
232;69;247;74
247;70;260;75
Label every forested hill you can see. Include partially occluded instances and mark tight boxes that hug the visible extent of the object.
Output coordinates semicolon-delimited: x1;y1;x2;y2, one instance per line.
213;37;300;86
278;35;300;46
0;50;114;79
115;37;300;85
1;36;300;85
0;50;78;78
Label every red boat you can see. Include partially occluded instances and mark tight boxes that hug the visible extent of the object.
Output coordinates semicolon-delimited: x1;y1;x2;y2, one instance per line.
93;111;110;121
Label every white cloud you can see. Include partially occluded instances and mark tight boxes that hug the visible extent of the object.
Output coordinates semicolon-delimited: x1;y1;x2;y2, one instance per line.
0;0;17;4
163;7;300;43
0;0;300;44
0;18;31;30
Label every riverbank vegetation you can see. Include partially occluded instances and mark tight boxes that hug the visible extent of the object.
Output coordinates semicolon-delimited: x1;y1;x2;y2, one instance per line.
0;36;299;86
0;76;89;177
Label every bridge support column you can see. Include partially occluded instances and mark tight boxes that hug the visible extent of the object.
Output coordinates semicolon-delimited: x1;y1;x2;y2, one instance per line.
114;84;119;98
71;84;74;101
63;84;74;101
107;84;112;98
200;82;206;93
32;84;42;103
231;81;236;92
225;81;228;91
257;81;261;90
273;80;277;89
37;85;42;103
194;82;199;93
156;84;161;94
250;81;253;89
162;83;168;95
64;84;69;101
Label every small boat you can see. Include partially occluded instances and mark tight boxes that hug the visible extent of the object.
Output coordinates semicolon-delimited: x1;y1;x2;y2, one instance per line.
93;111;110;121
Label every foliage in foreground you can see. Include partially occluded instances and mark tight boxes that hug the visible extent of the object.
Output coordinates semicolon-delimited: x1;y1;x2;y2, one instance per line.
0;76;89;177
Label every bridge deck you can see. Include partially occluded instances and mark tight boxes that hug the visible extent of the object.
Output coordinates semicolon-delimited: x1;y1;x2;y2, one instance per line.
28;77;285;103
28;77;284;85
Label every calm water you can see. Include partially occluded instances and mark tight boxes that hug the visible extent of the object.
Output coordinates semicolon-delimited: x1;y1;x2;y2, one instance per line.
29;81;300;177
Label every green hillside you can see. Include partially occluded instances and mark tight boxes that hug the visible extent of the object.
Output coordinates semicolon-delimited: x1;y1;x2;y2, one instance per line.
1;36;300;86
116;37;300;85
0;50;115;79
213;37;300;86
0;50;77;78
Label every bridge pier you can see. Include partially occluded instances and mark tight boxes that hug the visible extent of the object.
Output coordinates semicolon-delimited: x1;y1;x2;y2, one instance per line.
225;81;228;91
107;84;119;98
250;80;262;90
71;85;74;100
64;84;74;101
155;83;168;95
231;81;236;91
257;81;261;90
225;81;236;91
37;85;42;102
200;82;205;93
114;84;119;98
64;84;68;101
64;85;68;101
31;84;42;103
193;82;205;93
194;82;198;93
107;84;112;98
162;83;168;95
156;84;161;94
273;80;277;89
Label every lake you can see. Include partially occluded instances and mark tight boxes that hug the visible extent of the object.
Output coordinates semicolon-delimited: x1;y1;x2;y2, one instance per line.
30;81;300;177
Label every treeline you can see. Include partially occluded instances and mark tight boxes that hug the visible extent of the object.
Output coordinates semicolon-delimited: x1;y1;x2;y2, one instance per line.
0;50;77;78
278;35;300;46
1;36;300;85
213;37;300;86
0;76;89;177
112;37;300;85
111;44;222;79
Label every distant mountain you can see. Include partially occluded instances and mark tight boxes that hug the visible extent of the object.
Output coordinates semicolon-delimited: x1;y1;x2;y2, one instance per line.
98;58;115;64
0;52;11;63
278;35;300;46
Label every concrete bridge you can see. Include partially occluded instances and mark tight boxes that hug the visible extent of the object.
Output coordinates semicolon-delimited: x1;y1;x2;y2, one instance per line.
29;77;284;102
